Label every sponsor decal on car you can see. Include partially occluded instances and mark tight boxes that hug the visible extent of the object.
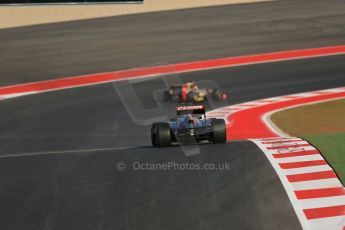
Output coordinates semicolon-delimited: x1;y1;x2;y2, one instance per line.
176;105;205;111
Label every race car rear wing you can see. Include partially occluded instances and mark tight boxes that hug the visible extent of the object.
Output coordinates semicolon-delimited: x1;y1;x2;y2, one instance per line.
176;105;205;115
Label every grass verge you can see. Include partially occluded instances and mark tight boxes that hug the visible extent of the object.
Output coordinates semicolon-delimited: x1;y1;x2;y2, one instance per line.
271;98;345;184
303;133;345;184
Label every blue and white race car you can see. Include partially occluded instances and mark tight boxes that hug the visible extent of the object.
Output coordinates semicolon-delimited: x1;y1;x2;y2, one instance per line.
151;105;226;147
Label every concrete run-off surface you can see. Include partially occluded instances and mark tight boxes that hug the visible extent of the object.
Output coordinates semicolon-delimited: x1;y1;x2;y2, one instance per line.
0;0;271;29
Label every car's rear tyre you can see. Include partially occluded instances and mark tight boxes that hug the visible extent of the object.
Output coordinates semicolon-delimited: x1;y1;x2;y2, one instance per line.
151;123;157;146
211;89;222;101
163;90;171;102
211;119;226;143
153;123;171;147
211;89;219;100
211;89;227;101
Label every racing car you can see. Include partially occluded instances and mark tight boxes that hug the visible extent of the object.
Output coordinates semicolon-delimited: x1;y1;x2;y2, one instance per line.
162;82;228;103
151;105;226;147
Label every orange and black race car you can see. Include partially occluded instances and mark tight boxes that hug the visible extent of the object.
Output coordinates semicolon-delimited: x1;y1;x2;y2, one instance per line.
162;82;228;103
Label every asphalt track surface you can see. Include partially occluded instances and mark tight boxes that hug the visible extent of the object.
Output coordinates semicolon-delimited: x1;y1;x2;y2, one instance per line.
1;1;345;230
3;55;345;230
0;0;345;86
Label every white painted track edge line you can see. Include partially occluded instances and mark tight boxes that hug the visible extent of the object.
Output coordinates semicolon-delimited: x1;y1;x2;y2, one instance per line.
282;165;333;175
300;195;345;209
0;146;138;158
275;154;324;163
291;178;343;191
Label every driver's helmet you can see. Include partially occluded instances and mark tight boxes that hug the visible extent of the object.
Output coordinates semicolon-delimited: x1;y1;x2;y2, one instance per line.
176;115;193;128
188;114;202;126
190;82;198;92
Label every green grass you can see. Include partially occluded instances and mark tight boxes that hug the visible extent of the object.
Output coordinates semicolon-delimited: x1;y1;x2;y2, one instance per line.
303;132;345;184
271;99;345;184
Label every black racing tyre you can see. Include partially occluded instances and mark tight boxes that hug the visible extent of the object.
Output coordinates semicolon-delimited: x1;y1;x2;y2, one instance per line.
211;89;221;100
208;118;216;123
177;92;183;103
186;92;195;103
163;90;171;102
151;123;157;146
156;123;171;147
211;119;226;143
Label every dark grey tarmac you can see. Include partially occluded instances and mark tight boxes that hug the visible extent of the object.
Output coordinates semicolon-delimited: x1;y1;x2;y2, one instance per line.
1;0;345;229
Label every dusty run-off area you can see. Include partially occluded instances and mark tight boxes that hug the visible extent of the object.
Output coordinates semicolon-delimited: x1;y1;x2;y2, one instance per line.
271;98;345;184
271;98;345;136
0;0;271;29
